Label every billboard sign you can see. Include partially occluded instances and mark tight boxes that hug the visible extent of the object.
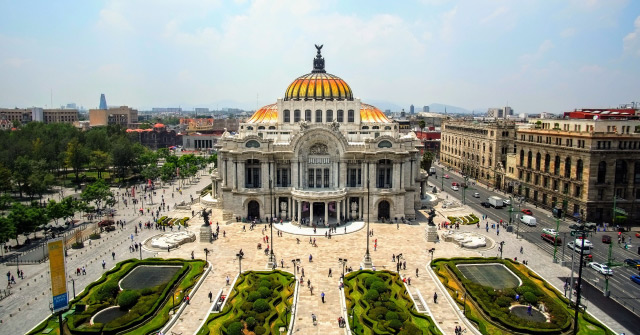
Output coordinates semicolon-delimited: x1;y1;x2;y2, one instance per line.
48;238;68;312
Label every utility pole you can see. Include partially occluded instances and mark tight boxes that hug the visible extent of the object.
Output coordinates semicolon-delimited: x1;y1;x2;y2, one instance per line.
570;226;592;335
604;242;613;297
553;216;561;263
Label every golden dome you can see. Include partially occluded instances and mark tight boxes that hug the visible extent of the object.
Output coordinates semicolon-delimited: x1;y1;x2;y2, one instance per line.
247;103;277;124
360;103;391;123
284;72;353;101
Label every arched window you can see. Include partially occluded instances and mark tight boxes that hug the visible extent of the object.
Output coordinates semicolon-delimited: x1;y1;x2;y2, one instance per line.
378;140;392;148
544;154;550;173
564;157;571;178
337;110;344;122
268;126;276;130
597;161;606;184
576;159;583;180
535;153;541;171
372;126;379;130
245;159;261;188
554;155;561;175
245;140;260;148
283;109;290;123
258;126;265;130
247;126;254;130
315;110;322;123
615;160;628;184
519;150;525;166
305;110;312;121
384;126;391;130
527;151;532;168
361;126;369;130
326;110;333;122
294;110;301;122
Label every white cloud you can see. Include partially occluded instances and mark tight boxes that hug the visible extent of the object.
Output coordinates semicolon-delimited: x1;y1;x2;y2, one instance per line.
3;57;30;68
480;6;508;24
439;6;458;42
520;40;554;64
623;15;640;57
560;27;576;38
96;8;133;33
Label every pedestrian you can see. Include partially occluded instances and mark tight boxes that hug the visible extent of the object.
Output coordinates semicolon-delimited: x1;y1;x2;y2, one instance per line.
226;275;230;285
167;245;170;253
416;268;419;277
527;304;532;316
328;268;332;277
102;260;106;269
520;246;523;254
403;261;406;270
433;292;438;303
321;291;325;303
208;291;213;302
112;251;115;260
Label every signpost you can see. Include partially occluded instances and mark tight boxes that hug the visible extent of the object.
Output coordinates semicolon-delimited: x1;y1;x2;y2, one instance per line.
48;238;68;335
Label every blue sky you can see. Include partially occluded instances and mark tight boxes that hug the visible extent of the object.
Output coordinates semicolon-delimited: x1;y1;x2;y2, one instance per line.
1;0;639;114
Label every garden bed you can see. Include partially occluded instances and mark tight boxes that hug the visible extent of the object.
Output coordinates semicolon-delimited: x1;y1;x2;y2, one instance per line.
447;214;479;225
157;216;190;226
344;270;441;335
197;270;294;335
431;257;615;335
28;258;206;335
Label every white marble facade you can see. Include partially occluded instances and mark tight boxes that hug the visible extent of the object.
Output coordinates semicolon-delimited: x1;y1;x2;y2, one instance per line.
211;47;426;224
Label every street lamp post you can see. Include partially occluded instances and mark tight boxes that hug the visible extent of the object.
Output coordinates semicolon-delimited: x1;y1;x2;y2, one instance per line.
339;258;348;278
604;242;613;297
553;216;562;263
428;248;435;264
68;277;76;298
204;248;209;263
268;178;276;269
395;253;403;273
291;258;300;278
570;226;591;335
498;241;505;259
236;250;244;275
362;173;372;268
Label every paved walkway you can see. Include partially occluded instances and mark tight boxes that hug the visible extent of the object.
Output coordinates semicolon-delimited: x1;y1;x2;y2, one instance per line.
273;220;365;236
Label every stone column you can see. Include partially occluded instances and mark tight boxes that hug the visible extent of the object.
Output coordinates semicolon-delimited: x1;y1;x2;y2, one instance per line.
288;197;292;219
393;162;400;190
261;162;268;190
238;161;245;191
297;200;302;223
337;200;341;222
310;202;314;225
358;197;363;219
324;201;329;226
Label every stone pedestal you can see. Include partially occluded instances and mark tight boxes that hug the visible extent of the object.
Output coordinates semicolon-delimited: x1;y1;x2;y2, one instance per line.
426;225;439;242
362;252;373;269
350;211;358;220
200;225;212;243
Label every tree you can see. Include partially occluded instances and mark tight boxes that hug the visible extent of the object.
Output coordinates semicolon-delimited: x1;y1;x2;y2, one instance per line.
65;137;88;184
160;162;176;182
8;202;47;243
90;150;112;179
420;151;434;172
418;119;426;136
46;200;66;226
13;156;32;198
28;159;55;202
81;179;114;213
111;137;135;182
0;216;16;245
0;163;13;195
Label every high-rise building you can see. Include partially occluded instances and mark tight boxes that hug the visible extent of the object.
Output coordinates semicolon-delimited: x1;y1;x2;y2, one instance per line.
410;104;415;114
99;94;107;110
487;106;513;119
89;106;138;127
423;106;429;113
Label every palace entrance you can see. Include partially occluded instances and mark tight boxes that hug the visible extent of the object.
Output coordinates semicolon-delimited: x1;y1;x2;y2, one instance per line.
378;200;390;221
247;200;260;220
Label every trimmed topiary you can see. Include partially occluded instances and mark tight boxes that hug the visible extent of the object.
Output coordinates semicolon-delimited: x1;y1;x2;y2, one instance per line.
95;281;120;302
523;292;537;305
247;291;262;302
227;321;243;335
259;279;272;288
245;316;257;330
254;325;266;335
257;286;271;299
117;290;140;310
370;281;388;294
385;311;399;321
365;276;383;289
253;298;269;313
496;296;512;308
388;319;403;330
364;288;379;301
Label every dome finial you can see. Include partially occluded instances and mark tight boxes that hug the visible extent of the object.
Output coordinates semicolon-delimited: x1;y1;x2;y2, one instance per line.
312;44;325;73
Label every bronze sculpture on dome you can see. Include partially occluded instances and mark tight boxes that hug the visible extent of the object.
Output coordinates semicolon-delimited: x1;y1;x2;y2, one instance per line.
313;44;325;73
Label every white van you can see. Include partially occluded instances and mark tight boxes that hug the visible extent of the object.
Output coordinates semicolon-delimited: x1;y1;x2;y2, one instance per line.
520;215;537;226
429;167;436;175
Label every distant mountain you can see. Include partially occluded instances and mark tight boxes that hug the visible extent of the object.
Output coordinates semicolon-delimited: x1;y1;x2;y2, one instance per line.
427;103;471;115
363;99;404;112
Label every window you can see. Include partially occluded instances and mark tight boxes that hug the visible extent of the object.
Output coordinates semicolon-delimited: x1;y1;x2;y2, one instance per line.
315;110;322;123
519;150;525;166
316;168;322;187
294;110;301;122
378;140;392;148
574;185;581;197
535;153;541;170
597;161;607;184
337;110;344;122
635;162;640;184
324;168;330;188
543;177;549;187
564;157;571;178
377;159;393;188
527;151;532;169
276;168;289;187
534;175;539;185
554;156;561;175
245;140;260;148
615;160;628;184
544;154;550;173
576;159;583;180
348;110;355;122
283;109;290;123
245;159;261;188
347;168;361;187
308;169;314;188
326;110;333;122
305;110;311;121
598;189;604;200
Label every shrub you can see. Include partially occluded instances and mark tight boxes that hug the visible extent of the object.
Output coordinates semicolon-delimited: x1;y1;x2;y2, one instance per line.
117;290;140;310
89;233;101;240
259;279;272;289
400;321;422;335
253;299;270;313
388;319;403;330
72;242;84;249
370;281;388;293
257;286;272;299
95;282;120;302
140;288;154;296
523;292;537;305
365;276;382;289
254;325;266;335
227;322;243;335
368;306;388;320
245;317;257;330
385;311;399;321
247;291;262;302
496;296;512;308
364;289;379;301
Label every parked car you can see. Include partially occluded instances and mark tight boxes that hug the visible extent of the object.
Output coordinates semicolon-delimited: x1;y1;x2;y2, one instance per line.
631;275;640;285
444;174;450;179
624;259;640;267
588;262;613;275
602;235;612;244
542;228;558;236
521;209;533;215
451;185;459;191
503;199;511;205
480;202;491;208
541;233;562;246
567;240;593;252
520;215;537;226
636;232;640;238
472;192;480;198
105;225;116;232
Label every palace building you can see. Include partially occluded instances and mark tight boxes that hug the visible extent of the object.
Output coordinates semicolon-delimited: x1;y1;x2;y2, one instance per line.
211;46;427;224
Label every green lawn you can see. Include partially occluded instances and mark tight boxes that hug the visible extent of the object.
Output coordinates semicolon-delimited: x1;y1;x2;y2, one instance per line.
432;257;615;335
27;258;205;335
344;270;441;335
197;270;294;335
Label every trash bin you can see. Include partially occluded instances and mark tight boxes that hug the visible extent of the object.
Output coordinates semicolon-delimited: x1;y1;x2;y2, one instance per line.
506;226;514;233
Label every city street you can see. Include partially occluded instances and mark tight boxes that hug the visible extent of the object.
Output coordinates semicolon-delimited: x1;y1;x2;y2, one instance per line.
432;163;640;322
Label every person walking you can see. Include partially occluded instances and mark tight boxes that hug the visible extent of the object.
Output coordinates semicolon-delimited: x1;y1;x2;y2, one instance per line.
520;246;523;254
416;268;419;277
102;260;106;269
112;251;115;260
433;291;438;304
226;275;230;285
208;291;213;302
328;268;332;277
321;291;325;303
